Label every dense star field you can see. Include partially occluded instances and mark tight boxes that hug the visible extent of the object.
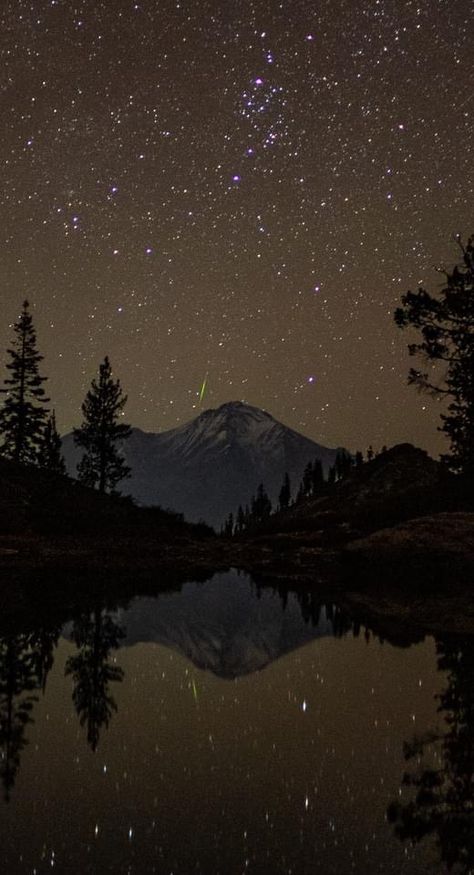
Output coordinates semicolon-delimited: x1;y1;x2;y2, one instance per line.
0;0;472;455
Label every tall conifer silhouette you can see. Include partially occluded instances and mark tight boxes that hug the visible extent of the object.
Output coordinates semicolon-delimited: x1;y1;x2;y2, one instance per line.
41;411;66;475
74;356;131;493
0;301;49;464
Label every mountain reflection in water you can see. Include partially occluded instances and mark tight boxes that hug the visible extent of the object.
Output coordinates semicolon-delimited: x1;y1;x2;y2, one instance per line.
0;570;471;874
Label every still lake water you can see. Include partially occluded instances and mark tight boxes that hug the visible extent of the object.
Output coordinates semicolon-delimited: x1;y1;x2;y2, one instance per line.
0;570;472;874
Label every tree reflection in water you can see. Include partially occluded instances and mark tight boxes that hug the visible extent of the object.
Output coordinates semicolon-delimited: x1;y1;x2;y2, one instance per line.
0;602;125;800
65;606;124;751
0;626;60;801
388;637;474;873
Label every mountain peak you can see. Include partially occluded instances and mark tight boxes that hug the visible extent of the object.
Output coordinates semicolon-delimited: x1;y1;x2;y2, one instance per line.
183;401;277;448
63;402;341;526
199;400;272;421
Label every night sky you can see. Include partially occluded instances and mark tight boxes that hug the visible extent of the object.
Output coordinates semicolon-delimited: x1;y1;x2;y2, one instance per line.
0;0;472;456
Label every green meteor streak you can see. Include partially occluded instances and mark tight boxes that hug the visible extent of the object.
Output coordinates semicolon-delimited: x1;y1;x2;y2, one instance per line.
199;374;208;404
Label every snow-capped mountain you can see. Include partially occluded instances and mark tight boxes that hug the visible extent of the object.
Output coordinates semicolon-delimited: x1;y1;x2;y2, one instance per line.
62;401;340;527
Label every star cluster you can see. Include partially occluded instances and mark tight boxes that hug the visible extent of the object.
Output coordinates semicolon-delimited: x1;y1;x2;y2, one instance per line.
0;0;472;453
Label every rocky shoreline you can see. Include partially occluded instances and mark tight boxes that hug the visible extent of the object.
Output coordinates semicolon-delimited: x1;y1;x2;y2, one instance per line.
1;445;473;635
1;509;473;637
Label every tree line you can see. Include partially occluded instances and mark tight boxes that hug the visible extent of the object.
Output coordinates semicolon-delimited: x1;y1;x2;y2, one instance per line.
1;234;473;503
0;301;131;493
222;448;373;536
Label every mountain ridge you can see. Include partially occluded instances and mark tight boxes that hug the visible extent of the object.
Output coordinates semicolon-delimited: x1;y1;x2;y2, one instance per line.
62;401;342;527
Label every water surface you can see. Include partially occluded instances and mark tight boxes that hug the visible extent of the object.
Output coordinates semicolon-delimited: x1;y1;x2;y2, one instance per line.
0;570;471;874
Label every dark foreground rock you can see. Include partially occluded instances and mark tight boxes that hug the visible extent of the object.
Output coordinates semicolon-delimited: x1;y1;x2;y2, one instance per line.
344;512;474;584
0;456;230;574
247;443;463;540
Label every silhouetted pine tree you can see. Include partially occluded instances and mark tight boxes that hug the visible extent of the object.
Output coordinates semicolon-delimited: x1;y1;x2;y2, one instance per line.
395;235;474;477
236;505;245;534
278;472;291;511
40;411;66;474
355;450;364;467
295;482;304;503
335;449;353;480
251;483;272;523
223;512;234;537
0;301;49;464
311;459;324;492
74;356;131;493
302;461;313;496
298;458;326;500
